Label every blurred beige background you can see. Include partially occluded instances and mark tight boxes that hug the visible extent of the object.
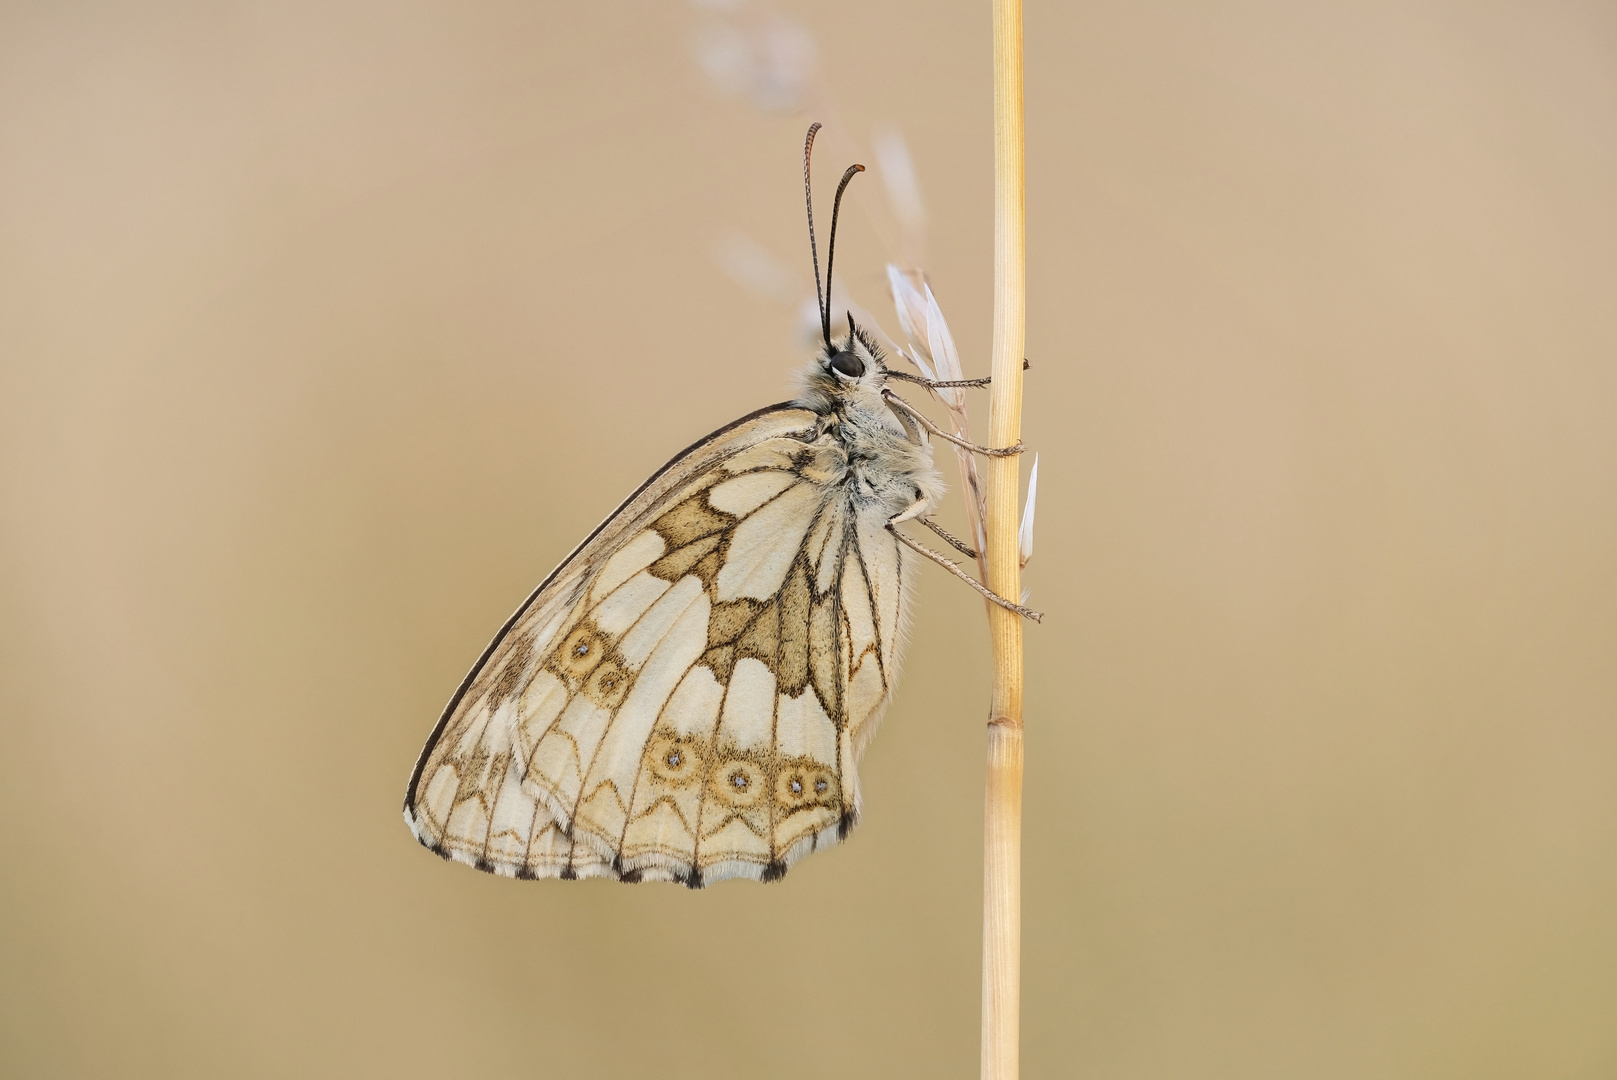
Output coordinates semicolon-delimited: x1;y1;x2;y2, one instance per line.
3;1;1615;1077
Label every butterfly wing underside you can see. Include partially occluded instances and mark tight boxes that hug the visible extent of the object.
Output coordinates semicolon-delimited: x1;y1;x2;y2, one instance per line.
404;404;911;886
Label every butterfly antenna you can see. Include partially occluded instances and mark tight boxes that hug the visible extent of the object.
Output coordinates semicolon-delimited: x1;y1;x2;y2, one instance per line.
803;122;829;350
824;162;865;346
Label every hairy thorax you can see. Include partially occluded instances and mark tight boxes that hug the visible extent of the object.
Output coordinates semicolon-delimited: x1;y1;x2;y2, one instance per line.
798;371;945;521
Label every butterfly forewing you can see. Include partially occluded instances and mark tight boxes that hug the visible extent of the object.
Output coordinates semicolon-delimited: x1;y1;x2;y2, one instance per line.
405;404;912;886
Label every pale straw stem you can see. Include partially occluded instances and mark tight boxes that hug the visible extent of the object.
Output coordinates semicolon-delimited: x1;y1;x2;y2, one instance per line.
982;0;1026;1078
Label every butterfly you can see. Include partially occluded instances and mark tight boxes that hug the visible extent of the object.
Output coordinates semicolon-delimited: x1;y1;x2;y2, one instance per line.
403;124;1037;888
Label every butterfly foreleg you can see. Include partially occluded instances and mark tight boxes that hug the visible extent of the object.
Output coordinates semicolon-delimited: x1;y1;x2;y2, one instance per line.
881;391;1025;458
885;358;1032;391
886;370;993;390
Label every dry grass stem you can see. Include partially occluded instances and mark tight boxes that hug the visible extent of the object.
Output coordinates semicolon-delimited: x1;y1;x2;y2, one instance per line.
982;0;1027;1078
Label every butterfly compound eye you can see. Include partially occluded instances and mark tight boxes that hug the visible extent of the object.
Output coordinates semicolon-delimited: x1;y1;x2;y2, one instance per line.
829;350;865;378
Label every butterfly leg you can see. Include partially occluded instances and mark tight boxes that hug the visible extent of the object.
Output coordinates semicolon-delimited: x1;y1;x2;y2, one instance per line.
887;498;979;557
888;371;994;389
886;358;1031;390
919;516;979;559
889;402;928;448
888;494;933;526
888;515;1043;622
889;498;984;560
882;391;1025;457
885;499;978;558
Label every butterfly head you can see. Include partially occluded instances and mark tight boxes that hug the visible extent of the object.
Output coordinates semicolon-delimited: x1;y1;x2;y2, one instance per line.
799;314;890;407
823;314;886;383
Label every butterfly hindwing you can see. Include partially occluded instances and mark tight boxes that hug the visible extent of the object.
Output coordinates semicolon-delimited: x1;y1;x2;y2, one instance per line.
405;404;912;885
